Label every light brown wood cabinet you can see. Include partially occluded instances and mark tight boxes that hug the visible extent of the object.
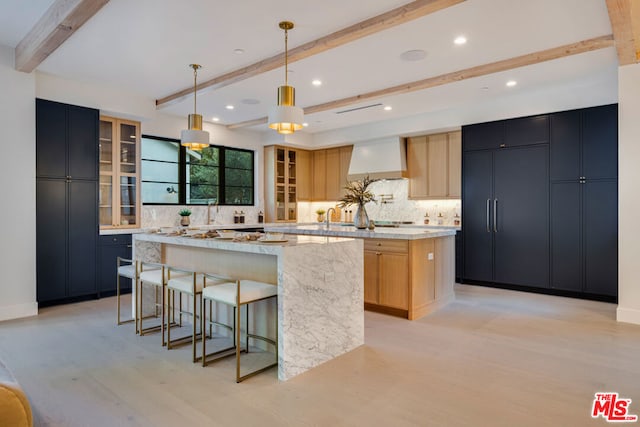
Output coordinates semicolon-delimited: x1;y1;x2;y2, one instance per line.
363;236;455;320
311;145;353;201
296;149;311;201
264;145;299;222
407;131;461;199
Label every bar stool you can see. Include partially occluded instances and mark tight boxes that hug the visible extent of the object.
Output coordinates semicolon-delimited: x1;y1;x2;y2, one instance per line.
138;262;187;346
166;269;231;362
201;275;278;382
116;257;136;328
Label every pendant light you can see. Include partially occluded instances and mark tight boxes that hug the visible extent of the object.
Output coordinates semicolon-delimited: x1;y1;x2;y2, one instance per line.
181;64;210;150
268;21;304;134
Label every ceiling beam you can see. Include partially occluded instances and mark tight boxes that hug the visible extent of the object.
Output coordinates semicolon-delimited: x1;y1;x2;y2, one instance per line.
15;0;109;73
155;0;466;108
605;0;638;65
227;35;615;130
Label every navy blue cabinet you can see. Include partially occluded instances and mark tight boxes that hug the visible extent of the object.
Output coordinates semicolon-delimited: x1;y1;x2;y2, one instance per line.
463;104;617;301
462;141;549;289
550;104;618;299
36;99;99;305
98;234;132;296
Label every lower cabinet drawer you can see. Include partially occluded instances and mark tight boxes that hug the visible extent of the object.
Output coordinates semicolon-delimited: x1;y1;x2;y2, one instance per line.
363;238;408;253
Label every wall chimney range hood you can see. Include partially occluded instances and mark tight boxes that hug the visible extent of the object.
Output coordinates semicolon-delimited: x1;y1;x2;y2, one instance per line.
347;136;407;181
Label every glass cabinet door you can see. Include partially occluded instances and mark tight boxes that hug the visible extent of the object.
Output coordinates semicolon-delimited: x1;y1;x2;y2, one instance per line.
100;117;140;229
99;120;114;227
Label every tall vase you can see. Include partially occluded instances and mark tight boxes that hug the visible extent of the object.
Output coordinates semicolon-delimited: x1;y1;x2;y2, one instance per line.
354;204;369;229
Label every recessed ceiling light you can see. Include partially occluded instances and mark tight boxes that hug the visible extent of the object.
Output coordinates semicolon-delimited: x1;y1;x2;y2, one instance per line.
506;80;517;87
302;122;309;127
225;105;235;110
311;79;322;86
212;117;220;122
233;48;245;54
384;106;392;111
400;49;427;62
454;36;467;45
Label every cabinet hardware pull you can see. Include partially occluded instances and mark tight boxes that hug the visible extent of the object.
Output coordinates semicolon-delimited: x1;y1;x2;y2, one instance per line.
486;199;491;232
376;252;381;255
493;199;498;232
499;144;506;148
376;243;381;246
127;245;132;248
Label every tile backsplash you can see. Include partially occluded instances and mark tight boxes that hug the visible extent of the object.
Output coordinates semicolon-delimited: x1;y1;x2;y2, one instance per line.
141;180;460;228
297;179;461;226
142;205;264;228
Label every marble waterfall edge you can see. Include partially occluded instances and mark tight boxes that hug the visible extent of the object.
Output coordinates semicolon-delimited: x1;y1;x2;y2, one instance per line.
279;239;364;380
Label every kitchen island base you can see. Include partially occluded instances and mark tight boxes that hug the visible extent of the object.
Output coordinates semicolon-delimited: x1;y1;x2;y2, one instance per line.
133;234;364;381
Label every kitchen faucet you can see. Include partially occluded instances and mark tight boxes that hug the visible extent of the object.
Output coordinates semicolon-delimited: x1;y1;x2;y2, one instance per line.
207;200;218;224
325;207;336;228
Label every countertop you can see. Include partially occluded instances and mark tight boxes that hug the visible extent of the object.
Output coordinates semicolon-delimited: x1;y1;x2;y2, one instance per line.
133;232;354;255
263;224;456;240
100;222;270;236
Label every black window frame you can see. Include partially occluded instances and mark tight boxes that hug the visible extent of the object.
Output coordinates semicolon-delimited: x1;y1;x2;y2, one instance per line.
141;134;254;206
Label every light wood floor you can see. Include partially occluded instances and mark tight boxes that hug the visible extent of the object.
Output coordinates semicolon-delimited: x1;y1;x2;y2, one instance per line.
1;284;639;427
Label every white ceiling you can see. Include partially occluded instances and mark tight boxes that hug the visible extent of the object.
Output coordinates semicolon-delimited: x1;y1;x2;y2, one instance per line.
0;0;618;134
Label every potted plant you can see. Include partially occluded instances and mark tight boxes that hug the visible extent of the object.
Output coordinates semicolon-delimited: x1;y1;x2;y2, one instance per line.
315;209;326;223
178;208;192;226
338;175;377;229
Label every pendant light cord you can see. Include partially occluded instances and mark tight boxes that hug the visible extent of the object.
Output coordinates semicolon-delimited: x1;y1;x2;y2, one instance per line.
193;66;198;115
284;28;289;86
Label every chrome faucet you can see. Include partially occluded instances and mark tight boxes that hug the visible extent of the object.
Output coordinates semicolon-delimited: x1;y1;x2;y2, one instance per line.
207;200;218;224
325;207;336;228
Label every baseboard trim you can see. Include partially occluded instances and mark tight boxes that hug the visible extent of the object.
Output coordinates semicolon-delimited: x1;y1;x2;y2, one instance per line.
0;302;38;322
617;307;640;325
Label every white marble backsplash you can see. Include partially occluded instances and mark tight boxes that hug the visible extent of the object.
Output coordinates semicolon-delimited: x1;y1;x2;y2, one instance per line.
297;179;461;226
142;205;264;228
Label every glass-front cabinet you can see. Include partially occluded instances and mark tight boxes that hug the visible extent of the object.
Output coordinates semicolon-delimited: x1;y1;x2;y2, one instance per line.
265;145;297;222
99;116;141;229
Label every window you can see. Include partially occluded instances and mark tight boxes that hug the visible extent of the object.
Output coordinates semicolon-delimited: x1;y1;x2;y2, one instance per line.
141;135;254;205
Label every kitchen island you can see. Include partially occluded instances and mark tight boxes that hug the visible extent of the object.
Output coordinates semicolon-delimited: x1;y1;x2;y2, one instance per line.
265;224;457;320
132;233;363;381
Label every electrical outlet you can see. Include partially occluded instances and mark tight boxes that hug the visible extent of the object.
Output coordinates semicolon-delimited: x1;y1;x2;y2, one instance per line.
427;252;434;261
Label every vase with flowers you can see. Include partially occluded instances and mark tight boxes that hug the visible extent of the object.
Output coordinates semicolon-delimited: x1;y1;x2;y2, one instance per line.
338;175;377;229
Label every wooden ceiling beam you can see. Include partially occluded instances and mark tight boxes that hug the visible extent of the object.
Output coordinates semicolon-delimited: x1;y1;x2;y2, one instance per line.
227;35;615;129
15;0;109;73
155;0;466;108
606;0;638;65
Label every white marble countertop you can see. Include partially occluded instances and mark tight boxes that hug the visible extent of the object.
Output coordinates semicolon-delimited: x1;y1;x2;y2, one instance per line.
133;232;353;255
263;224;456;239
101;222;272;236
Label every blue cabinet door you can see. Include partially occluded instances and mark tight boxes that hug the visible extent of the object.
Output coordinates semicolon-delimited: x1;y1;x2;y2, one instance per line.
462;150;493;282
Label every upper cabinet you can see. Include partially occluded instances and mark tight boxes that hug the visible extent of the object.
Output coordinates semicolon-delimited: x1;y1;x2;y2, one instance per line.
99;116;141;229
311;145;353;201
264;145;299;222
407;131;461;199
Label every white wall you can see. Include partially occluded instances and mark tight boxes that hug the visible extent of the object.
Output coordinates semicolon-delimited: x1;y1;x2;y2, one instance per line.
0;44;37;321
313;78;617;146
617;63;640;325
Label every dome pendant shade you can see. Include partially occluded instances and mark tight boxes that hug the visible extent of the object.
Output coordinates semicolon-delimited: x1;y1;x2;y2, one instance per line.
268;85;303;134
181;64;210;150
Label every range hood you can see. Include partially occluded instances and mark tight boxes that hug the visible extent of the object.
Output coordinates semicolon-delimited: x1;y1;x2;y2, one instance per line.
347;136;407;181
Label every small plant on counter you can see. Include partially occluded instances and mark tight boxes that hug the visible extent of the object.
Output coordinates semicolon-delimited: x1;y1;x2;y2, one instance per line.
315;209;326;223
178;209;192;217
